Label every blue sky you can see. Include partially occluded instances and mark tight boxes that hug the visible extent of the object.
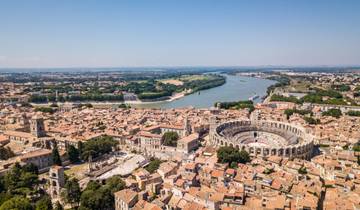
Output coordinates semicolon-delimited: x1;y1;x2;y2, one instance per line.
0;0;359;68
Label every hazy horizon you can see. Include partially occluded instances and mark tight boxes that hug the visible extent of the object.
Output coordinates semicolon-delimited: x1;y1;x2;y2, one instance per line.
1;0;360;68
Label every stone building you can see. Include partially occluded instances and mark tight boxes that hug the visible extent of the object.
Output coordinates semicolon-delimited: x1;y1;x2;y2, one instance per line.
49;166;65;198
210;119;314;159
19;148;53;172
177;133;199;154
114;189;138;210
30;116;46;138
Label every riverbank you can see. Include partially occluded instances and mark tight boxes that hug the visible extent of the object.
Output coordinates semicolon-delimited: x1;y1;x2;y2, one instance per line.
31;91;189;107
30;75;276;109
133;74;276;109
125;92;186;105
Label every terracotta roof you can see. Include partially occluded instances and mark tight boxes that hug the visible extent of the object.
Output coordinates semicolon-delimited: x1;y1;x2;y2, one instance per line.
20;149;52;160
211;169;224;178
139;131;162;139
178;133;199;143
160;124;184;130
114;189;138;204
4;130;34;139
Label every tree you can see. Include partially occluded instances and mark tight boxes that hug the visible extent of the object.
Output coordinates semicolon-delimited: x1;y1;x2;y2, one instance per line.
63;178;81;207
162;132;179;147
284;109;312;120
0;196;32;210
22;163;39;175
0;193;12;207
52;146;62;166
80;189;103;210
3;163;39;195
35;195;53;210
84;181;101;192
80;136;118;161
217;146;250;166
0;147;15;160
145;158;162;173
304;117;320;125
67;145;80;164
80;176;126;210
105;175;125;194
78;141;84;155
0;178;4;193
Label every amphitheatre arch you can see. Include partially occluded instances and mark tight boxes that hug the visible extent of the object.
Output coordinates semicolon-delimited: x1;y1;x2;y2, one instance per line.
210;119;314;159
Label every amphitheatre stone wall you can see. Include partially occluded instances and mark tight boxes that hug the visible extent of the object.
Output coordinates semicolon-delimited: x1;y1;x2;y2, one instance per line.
210;119;314;159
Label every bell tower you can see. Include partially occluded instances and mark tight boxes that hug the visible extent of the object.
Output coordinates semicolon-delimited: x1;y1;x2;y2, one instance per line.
49;166;65;198
30;116;46;137
184;116;191;136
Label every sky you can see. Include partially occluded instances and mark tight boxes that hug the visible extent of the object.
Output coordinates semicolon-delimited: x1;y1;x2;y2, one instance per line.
0;0;359;68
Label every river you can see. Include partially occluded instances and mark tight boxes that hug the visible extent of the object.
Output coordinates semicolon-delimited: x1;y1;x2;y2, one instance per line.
131;74;276;109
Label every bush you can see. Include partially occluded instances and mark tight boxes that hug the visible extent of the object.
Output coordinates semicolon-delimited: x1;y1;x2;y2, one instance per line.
270;94;300;104
347;110;360;117
263;168;275;174
304;117;320;125
322;108;342;118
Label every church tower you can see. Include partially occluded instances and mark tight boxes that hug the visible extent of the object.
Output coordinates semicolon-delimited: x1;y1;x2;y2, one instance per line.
184;116;191;136
30;116;46;138
49;166;65;198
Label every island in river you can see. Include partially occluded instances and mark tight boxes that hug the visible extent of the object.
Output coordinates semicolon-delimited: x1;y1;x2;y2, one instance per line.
26;71;276;109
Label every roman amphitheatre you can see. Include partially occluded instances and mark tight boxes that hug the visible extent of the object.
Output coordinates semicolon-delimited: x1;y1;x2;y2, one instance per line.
210;119;314;159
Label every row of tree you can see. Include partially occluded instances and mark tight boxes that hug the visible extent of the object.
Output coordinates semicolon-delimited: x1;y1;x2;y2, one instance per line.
347;110;360;117
29;94;124;103
216;100;255;112
322;108;342;118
